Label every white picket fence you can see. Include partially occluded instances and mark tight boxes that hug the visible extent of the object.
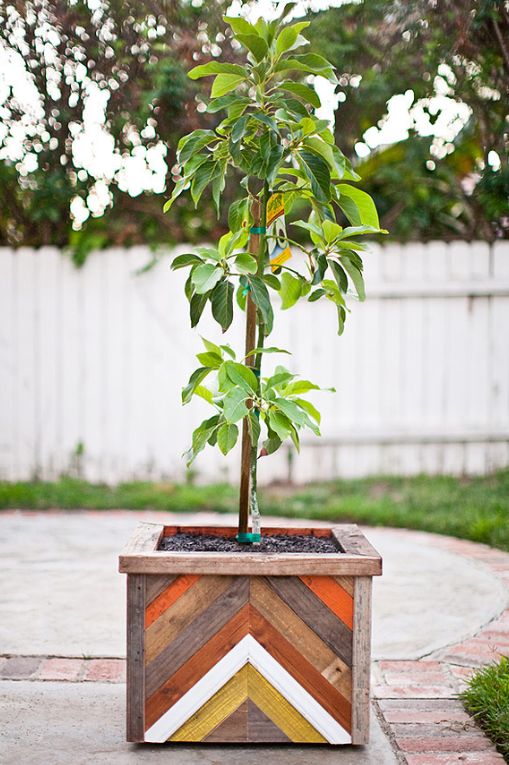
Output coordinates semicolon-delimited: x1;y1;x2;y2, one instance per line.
1;241;508;484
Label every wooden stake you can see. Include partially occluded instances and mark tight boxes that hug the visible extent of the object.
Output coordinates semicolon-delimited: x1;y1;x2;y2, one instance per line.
238;198;261;536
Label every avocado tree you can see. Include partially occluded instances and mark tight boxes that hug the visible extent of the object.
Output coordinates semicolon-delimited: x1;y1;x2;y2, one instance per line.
164;11;386;543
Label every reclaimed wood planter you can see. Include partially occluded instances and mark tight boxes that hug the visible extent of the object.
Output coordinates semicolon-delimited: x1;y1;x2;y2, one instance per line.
119;523;382;745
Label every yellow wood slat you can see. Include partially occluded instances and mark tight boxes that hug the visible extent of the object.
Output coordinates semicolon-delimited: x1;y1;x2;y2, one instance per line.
169;665;248;742
246;665;326;744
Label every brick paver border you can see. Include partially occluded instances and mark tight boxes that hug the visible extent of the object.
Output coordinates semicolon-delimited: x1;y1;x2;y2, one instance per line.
1;526;508;762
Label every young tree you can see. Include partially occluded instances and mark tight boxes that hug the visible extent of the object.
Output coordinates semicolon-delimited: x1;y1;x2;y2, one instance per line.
165;12;386;543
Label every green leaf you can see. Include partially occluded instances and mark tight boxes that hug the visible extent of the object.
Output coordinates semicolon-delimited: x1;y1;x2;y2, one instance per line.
298;150;331;203
264;274;281;290
207;93;250;113
188;62;246;79
279;81;320;109
192;263;223;294
211;74;246;98
268;410;293;440
178;130;217;165
275;20;310;55
279;272;302;309
261;434;282;456
294;397;321;424
190;292;209;328
248;410;261;444
194;385;214;404
196;351;222;369
224;360;258;392
274;397;320;435
188;415;221;464
285;379;321;395
182;367;211;404
236;34;268;62
341;256;366;300
245;346;290;357
247;275;274;335
235;253;258;274
322;219;342;243
201;336;222;356
336;184;380;228
211;279;234;332
308;288;325;302
337;225;383;239
190;161;219;206
217;423;239;455
171;253;203;270
329;260;348;293
228;198;250;232
223;388;249;423
223;16;259;36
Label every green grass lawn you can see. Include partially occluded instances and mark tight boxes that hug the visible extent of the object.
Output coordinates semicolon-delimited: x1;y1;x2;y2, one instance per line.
1;469;508;551
461;657;509;761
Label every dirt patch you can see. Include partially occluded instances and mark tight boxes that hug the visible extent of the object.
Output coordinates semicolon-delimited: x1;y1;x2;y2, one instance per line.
158;533;340;554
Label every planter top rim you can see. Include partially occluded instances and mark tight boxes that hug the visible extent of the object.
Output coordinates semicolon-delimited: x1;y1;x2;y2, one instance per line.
119;523;382;577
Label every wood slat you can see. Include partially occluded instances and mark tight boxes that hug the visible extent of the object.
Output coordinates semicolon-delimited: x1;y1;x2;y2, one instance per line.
351;576;373;745
333;525;382;568
126;574;145;743
162;525;333;539
250;577;352;698
299;575;354;629
145;574;199;628
247;665;326;744
145;577;250;699
247;699;291;743
266;576;353;666
204;700;249;743
145;603;250;729
249;605;351;731
145;575;233;664
121;523;164;556
119;551;381;576
145;575;177;606
335;575;354;597
169;665;248;742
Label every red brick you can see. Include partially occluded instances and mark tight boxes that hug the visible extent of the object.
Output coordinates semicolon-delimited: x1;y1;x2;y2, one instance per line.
383;708;470;724
396;736;495;752
383;672;451;687
374;685;457;699
405;754;505;764
0;656;41;679
37;658;83;681
83;659;125;682
379;661;443;672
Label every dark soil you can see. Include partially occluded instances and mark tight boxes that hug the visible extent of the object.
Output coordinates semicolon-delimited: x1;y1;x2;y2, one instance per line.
158;533;340;554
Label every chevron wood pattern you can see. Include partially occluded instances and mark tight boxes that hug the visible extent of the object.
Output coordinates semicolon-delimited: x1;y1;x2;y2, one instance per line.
122;524;381;745
140;574;354;744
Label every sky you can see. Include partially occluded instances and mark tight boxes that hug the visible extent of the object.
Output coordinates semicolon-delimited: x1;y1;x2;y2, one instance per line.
0;0;475;227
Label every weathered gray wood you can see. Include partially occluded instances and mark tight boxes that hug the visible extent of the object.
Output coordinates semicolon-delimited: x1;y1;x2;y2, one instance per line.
247;699;291;743
351;576;372;745
145;574;177;606
333;525;383;573
266;576;353;666
126;574;145;742
204;700;249;742
120;523;164;556
119;551;381;576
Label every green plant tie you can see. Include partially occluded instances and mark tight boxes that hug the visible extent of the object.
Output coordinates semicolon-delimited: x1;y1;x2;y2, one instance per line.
236;532;261;544
242;284;251;296
250;226;266;234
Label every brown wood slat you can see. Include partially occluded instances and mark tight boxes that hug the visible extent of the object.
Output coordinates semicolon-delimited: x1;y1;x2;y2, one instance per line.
266;576;353;666
145;577;250;699
121;523;163;555
203;700;248;743
126;574;145;742
247;699;291;743
333;525;382;565
249;605;351;732
119;551;381;576
144;575;177;606
250;577;352;698
145;575;233;664
351;576;373;745
161;525;333;539
144;603;250;729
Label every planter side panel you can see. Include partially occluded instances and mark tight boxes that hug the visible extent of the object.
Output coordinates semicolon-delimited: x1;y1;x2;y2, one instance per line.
133;574;359;744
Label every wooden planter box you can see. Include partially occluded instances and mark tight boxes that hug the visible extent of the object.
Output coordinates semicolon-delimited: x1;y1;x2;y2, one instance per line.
119;523;382;746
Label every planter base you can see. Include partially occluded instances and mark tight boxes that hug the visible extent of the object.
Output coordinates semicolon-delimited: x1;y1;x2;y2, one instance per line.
119;524;382;745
